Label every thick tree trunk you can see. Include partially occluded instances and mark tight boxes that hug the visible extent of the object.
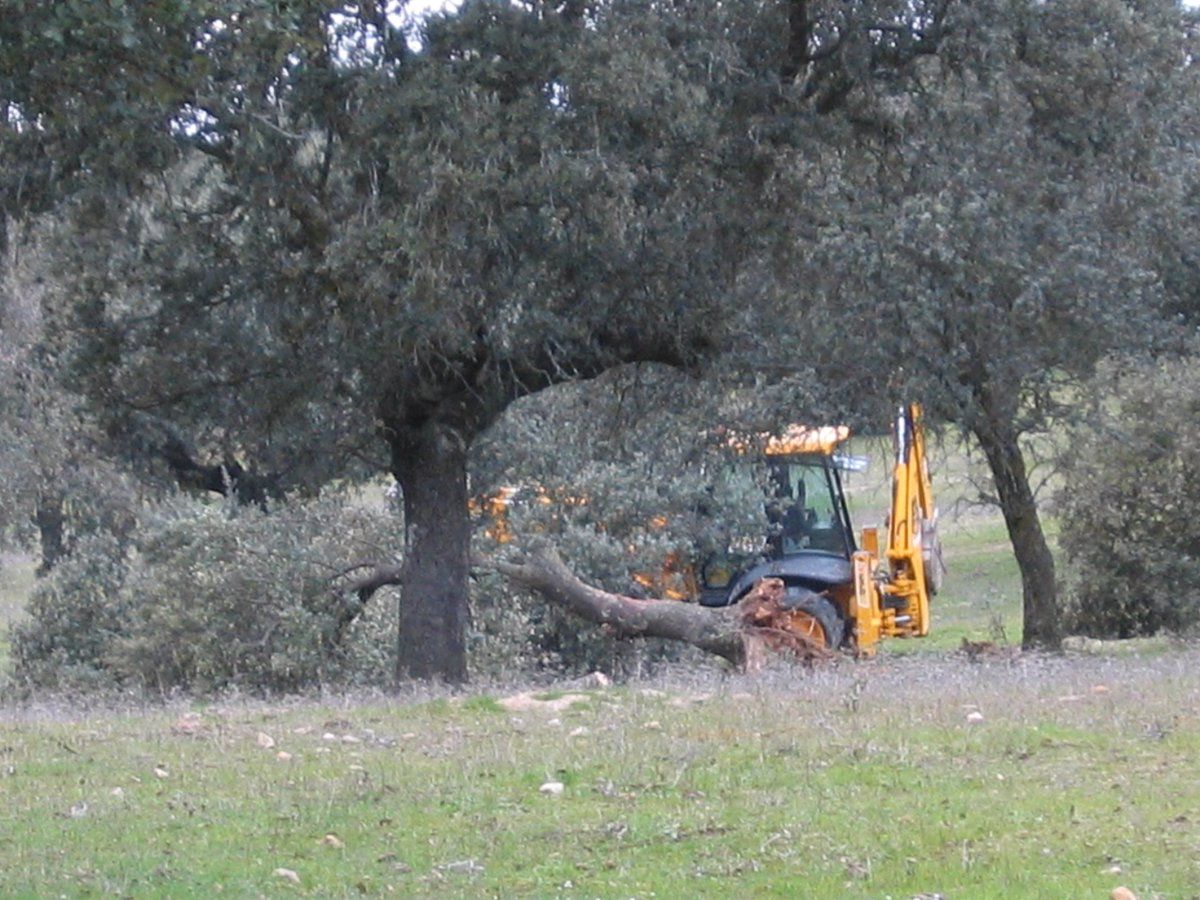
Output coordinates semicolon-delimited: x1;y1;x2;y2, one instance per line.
973;416;1062;650
390;426;470;683
33;494;67;575
492;544;834;669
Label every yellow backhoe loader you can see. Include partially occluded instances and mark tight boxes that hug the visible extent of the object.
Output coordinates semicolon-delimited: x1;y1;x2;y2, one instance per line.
698;403;943;655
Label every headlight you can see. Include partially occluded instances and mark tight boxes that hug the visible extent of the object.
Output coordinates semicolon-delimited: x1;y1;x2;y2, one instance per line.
701;555;737;590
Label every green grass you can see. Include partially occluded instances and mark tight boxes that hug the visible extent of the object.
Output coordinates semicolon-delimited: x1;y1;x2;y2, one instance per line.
2;659;1198;897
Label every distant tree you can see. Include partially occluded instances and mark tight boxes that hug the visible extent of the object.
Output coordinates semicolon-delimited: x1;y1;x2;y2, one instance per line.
0;226;145;570
785;0;1198;648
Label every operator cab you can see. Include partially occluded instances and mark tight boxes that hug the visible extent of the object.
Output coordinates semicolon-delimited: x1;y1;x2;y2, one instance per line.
764;455;856;559
698;425;861;610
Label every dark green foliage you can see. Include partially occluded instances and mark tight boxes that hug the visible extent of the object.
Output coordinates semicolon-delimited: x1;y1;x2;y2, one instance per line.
467;371;768;678
11;492;400;694
1058;357;1200;638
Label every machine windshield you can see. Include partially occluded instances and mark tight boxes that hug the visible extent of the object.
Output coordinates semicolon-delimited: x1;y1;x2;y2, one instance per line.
764;456;852;556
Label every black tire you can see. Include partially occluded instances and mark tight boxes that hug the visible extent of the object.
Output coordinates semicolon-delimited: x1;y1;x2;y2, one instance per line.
922;519;946;596
783;592;845;649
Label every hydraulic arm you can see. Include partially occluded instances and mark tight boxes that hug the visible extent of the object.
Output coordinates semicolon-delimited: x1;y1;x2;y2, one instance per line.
852;403;940;654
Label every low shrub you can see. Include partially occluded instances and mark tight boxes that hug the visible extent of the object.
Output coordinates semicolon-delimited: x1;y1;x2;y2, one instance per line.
11;491;401;694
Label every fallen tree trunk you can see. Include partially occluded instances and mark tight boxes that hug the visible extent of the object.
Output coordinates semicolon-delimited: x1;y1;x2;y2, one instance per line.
322;563;405;650
489;543;834;670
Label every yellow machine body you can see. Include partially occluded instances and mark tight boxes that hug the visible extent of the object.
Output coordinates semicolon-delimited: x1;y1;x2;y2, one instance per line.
851;403;939;654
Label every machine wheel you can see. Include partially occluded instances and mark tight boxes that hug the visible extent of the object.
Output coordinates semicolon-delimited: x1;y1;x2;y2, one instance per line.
782;595;845;650
921;517;946;596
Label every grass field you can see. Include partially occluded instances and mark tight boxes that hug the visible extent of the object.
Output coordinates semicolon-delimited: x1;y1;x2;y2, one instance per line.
2;655;1198;897
1;440;1196;897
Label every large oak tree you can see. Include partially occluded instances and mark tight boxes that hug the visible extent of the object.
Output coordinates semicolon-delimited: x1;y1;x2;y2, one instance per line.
18;0;769;681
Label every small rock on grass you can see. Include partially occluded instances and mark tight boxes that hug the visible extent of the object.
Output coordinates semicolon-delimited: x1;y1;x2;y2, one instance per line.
539;781;565;795
437;859;484;875
256;732;276;749
273;867;301;884
1111;888;1138;900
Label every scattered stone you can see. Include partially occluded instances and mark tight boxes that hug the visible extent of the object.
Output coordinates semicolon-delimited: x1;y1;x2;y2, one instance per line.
273;867;301;884
68;801;88;819
568;726;589;738
276;751;293;762
437;858;484;875
539;781;565;795
1104;864;1123;875
110;787;124;797
497;692;590;713
1111;887;1138;900
966;711;985;724
321;834;345;849
153;767;169;779
546;718;562;728
341;734;361;744
562;671;611;689
321;732;338;742
256;732;276;749
1092;684;1111;694
643;720;662;730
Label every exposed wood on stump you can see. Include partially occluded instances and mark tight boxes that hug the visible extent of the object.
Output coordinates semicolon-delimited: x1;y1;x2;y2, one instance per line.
489;544;835;671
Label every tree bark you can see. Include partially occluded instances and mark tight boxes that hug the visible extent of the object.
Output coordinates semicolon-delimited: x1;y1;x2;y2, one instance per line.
973;410;1062;650
780;0;812;82
390;424;471;683
491;544;835;669
33;493;68;575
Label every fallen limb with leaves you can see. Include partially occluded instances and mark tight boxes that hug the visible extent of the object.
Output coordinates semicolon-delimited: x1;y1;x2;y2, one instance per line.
488;543;835;671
